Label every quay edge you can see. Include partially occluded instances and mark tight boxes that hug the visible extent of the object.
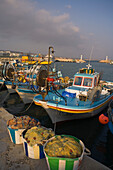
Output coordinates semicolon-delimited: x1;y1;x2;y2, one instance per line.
0;107;111;170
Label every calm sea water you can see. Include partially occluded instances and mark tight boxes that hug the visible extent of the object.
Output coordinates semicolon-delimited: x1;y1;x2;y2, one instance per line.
56;61;113;82
54;61;113;168
3;61;113;169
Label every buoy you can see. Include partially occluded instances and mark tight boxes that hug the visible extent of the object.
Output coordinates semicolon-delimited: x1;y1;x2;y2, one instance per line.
47;77;55;82
99;114;109;124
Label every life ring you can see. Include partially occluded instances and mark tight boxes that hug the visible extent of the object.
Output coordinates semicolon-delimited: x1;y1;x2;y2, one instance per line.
99;114;109;124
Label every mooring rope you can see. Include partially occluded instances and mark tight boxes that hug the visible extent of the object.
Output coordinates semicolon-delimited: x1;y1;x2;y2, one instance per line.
108;164;113;168
0;92;9;106
19;100;34;114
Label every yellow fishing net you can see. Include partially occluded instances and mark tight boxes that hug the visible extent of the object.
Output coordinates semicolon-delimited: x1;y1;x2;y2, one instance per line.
45;135;82;158
24;126;55;146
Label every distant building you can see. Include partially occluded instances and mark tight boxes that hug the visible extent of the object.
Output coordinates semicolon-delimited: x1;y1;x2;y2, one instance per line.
55;57;73;62
0;50;21;57
99;56;110;63
75;55;86;63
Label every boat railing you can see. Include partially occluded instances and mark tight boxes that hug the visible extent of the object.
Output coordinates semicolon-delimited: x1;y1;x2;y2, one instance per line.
100;93;110;100
90;92;110;105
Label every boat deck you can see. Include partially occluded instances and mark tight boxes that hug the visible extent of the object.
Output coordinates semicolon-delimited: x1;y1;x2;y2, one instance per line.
34;90;111;109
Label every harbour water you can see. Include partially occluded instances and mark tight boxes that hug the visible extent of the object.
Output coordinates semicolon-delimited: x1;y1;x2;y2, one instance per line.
2;61;113;169
56;61;113;82
55;61;113;168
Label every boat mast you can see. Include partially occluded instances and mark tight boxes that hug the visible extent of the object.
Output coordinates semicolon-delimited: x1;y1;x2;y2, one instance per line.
47;46;54;75
87;46;94;69
46;46;55;94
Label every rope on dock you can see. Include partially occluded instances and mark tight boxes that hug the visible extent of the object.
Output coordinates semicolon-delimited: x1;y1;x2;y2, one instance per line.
0;91;9;106
108;164;113;168
19;100;34;114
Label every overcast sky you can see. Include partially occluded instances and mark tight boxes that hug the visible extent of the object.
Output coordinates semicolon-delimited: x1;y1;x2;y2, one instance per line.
0;0;113;59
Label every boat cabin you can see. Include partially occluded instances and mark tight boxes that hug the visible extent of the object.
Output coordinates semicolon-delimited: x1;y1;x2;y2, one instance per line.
65;68;100;99
73;68;99;89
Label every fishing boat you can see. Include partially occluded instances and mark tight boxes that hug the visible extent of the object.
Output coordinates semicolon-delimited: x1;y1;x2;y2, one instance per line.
33;64;113;123
108;120;113;134
0;47;68;104
99;101;113;134
107;105;113;134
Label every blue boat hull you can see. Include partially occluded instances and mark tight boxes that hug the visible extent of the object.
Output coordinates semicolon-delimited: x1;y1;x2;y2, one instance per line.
33;92;113;123
108;121;113;134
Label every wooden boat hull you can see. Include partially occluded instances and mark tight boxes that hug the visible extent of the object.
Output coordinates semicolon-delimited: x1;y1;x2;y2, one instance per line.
33;94;113;123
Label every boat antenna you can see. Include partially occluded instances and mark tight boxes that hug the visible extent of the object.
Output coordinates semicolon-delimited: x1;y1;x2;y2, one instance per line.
87;46;94;69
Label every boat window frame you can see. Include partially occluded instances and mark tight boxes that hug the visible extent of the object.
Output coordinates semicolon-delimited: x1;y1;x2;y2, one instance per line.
82;77;93;87
73;76;83;86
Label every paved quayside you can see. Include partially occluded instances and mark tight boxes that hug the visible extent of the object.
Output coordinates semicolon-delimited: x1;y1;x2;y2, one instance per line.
0;107;111;170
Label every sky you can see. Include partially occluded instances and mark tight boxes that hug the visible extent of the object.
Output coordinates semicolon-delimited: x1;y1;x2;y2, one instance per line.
0;0;113;59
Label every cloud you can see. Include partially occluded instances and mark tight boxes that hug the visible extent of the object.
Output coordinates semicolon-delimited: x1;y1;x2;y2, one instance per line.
65;5;72;9
0;0;85;57
89;33;94;36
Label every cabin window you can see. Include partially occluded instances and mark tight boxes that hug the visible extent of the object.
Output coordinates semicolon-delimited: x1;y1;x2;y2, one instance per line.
94;77;97;86
74;77;83;86
83;78;92;87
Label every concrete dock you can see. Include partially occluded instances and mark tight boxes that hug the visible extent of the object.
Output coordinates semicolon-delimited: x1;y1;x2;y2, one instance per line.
0;107;111;170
